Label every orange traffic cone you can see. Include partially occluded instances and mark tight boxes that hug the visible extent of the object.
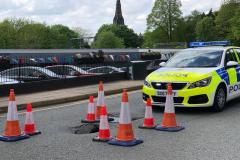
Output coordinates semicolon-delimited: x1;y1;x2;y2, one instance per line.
139;98;156;129
24;103;41;136
108;89;143;147
96;81;105;120
96;81;114;122
81;96;99;123
0;89;29;142
155;84;185;132
93;105;111;142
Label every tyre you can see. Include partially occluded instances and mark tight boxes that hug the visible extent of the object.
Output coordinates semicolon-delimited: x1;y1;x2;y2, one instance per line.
212;85;227;112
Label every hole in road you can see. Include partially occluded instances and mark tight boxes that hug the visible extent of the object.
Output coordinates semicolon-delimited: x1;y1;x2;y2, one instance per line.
108;113;144;121
71;124;99;134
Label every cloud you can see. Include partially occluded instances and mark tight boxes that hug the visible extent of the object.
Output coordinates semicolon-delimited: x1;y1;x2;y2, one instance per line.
0;0;222;35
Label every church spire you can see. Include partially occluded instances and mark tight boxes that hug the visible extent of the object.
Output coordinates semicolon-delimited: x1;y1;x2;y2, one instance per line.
113;0;125;25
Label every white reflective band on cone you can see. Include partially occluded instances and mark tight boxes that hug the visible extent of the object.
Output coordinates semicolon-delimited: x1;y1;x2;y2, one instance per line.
25;112;34;124
97;91;105;106
7;101;19;121
88;103;95;114
145;107;153;118
164;94;175;113
119;102;132;124
100;115;109;130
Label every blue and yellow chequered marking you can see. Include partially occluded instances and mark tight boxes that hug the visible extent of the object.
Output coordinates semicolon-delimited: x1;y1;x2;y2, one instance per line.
216;68;230;85
216;67;239;85
236;66;240;82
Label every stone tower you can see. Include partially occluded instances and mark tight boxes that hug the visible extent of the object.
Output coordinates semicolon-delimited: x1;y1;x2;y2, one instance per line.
113;0;125;25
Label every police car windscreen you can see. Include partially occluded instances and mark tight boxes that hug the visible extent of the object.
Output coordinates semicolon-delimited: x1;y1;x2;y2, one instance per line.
165;50;223;68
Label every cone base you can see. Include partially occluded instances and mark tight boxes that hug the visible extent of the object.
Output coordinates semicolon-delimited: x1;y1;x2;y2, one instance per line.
25;130;41;136
81;119;100;124
0;134;29;142
92;136;111;142
138;125;156;129
155;125;185;132
108;138;143;147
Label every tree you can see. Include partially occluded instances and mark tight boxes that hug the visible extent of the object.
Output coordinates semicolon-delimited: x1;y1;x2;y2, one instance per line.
0;21;17;49
92;31;124;48
50;25;79;49
215;0;240;40
142;27;168;48
16;23;51;49
94;24;142;48
196;17;217;41
147;0;182;42
182;10;202;42
231;8;240;44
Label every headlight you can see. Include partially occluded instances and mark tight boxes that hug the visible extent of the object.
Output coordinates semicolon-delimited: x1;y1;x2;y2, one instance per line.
144;80;151;88
188;77;212;89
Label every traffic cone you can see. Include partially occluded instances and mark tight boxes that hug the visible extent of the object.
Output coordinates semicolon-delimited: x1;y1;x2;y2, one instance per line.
0;89;29;142
24;103;41;136
96;81;105;120
96;81;114;122
93;106;111;142
81;96;99;123
139;98;156;129
155;84;185;132
108;89;143;147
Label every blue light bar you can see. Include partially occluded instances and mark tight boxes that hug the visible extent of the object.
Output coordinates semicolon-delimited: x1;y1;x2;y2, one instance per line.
189;41;230;47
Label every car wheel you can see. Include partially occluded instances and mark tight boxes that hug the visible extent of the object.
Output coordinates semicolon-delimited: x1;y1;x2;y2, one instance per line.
212;85;226;112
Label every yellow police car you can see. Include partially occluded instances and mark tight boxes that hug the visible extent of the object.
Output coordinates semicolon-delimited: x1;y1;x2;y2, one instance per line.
143;42;240;111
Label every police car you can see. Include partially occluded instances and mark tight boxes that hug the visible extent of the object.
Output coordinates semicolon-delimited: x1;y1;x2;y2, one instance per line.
142;41;240;111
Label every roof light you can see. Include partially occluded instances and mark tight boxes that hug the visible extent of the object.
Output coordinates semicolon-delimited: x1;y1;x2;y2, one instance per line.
189;41;230;47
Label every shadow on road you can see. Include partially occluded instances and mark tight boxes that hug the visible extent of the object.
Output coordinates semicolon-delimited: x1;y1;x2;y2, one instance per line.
152;97;240;115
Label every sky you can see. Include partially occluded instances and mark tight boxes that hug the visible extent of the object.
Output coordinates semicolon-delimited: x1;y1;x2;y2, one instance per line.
0;0;223;35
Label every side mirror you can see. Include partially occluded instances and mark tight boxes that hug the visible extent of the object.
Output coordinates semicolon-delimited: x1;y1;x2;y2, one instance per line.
227;61;238;68
159;62;166;67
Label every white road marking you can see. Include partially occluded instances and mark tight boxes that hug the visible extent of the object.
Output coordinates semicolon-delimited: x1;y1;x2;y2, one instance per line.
0;90;140;118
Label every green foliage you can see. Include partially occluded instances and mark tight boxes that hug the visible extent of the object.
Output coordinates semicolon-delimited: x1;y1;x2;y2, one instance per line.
16;23;51;49
92;31;124;48
215;1;240;40
0;18;85;49
142;27;168;48
50;25;79;49
196;17;217;41
147;0;182;41
94;24;142;48
144;0;240;48
231;8;240;45
0;21;17;48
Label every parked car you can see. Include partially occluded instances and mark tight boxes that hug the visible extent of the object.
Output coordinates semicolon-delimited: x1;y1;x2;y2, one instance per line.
0;66;62;82
80;67;92;71
87;66;125;75
45;65;93;77
0;77;19;85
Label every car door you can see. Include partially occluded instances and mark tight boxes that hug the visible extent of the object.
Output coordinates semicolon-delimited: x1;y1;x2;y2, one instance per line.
225;49;239;97
233;48;240;84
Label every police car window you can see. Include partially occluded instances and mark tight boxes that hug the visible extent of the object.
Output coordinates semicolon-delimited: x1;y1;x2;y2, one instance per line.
226;49;237;63
235;49;240;59
165;50;223;68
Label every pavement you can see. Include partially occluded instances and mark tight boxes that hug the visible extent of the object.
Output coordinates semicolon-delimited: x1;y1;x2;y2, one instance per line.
0;80;143;113
1;91;240;160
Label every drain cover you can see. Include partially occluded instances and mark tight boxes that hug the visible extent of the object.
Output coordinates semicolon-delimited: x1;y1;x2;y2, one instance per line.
71;124;99;134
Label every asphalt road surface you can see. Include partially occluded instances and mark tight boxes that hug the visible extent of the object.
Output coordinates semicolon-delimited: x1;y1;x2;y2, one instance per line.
1;90;240;160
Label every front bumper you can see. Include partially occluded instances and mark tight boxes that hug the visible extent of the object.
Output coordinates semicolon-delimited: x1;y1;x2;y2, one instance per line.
142;85;215;107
